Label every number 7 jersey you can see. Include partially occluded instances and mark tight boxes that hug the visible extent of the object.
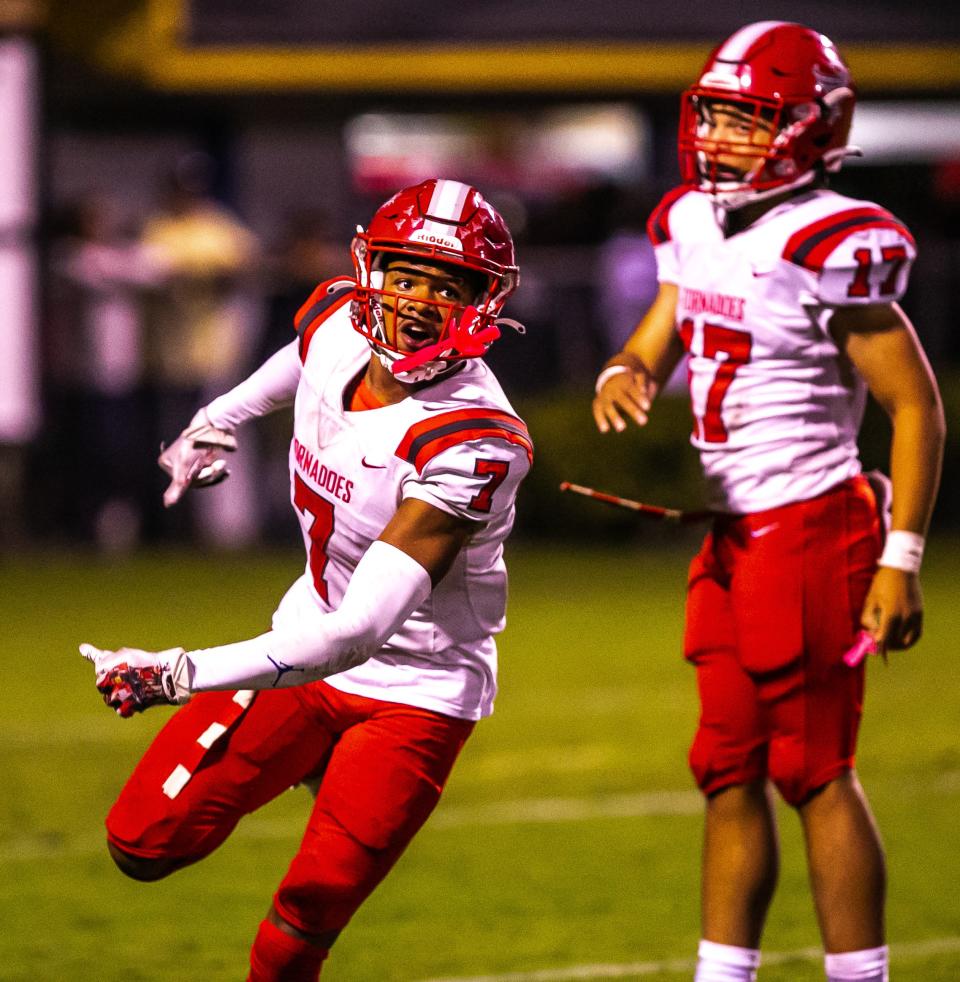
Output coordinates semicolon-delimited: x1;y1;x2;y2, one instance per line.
275;284;533;721
648;186;916;514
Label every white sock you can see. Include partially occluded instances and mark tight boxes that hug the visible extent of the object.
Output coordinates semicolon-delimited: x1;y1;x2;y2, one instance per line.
694;940;761;982
824;945;889;981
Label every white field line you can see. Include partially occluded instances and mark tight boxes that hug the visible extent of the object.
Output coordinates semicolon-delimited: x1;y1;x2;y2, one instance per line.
419;937;960;982
0;790;702;863
0;717;147;745
428;791;702;829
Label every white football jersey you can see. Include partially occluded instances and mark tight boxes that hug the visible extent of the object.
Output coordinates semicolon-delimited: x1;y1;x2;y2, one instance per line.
270;281;532;721
649;186;916;513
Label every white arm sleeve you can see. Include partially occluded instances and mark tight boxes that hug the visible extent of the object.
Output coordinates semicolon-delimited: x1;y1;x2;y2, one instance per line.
203;340;302;431
184;540;432;693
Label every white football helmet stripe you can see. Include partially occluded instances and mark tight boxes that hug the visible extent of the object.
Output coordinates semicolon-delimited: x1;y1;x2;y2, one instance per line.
714;20;786;62
425;179;471;223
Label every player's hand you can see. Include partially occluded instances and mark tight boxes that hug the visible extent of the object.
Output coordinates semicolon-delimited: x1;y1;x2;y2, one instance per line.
860;566;924;655
158;409;237;508
79;643;191;716
592;366;657;434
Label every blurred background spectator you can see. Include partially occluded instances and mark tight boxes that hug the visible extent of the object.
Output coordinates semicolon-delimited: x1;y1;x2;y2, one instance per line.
42;192;160;552
138;151;263;548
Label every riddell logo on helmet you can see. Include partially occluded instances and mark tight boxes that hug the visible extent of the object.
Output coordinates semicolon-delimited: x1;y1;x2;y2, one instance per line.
410;230;464;252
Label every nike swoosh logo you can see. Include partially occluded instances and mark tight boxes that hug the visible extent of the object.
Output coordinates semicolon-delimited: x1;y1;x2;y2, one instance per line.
751;268;774;277
361;458;387;469
749;522;780;538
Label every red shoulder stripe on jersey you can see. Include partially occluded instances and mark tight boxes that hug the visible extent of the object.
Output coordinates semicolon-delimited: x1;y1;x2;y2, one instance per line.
646;186;690;246
396;408;533;474
799;217;915;273
294;278;355;362
783;207;915;273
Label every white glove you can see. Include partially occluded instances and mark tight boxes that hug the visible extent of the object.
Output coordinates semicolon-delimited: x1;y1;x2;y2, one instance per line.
157;408;237;508
80;643;192;717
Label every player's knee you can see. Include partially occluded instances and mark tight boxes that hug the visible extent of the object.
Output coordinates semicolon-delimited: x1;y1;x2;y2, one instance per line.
768;744;840;807
689;732;764;797
705;777;769;816
107;839;176;882
795;768;866;812
276;826;383;935
688;731;714;790
250;913;332;981
268;906;340;950
768;765;804;806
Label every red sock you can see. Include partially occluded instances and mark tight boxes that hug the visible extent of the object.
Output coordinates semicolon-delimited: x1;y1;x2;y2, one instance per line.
248;918;329;981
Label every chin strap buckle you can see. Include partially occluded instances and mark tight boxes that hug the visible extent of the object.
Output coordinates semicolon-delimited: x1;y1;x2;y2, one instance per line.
391;306;500;376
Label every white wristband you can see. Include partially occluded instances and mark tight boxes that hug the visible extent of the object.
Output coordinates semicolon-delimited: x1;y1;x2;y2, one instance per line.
878;529;925;574
594;364;632;395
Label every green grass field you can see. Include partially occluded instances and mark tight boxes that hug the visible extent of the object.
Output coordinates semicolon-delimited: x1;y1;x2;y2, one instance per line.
2;537;959;981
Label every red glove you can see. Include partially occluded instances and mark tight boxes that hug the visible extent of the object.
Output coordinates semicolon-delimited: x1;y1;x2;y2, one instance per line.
80;644;191;716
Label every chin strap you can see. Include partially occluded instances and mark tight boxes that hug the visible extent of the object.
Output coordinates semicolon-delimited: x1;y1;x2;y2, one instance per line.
712;169;818;210
391;305;501;377
709;144;862;212
823;144;863;171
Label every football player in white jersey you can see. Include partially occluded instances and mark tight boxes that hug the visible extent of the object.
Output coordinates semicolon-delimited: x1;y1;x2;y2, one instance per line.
592;22;944;982
80;179;532;980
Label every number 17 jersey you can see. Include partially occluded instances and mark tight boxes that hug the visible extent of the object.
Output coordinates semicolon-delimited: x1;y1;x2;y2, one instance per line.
649;186;916;514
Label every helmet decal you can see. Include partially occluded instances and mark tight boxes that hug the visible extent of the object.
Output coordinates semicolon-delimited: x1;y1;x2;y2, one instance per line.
423;178;473;223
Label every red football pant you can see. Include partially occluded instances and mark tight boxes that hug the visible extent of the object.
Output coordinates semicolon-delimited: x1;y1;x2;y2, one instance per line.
684;476;881;806
107;681;474;935
248;918;328;982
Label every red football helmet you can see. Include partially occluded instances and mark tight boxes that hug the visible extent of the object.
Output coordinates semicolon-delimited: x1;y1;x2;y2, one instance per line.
351;179;519;381
678;21;857;207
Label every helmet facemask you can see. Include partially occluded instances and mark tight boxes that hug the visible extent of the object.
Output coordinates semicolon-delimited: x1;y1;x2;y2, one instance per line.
682;93;826;208
350;235;516;383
